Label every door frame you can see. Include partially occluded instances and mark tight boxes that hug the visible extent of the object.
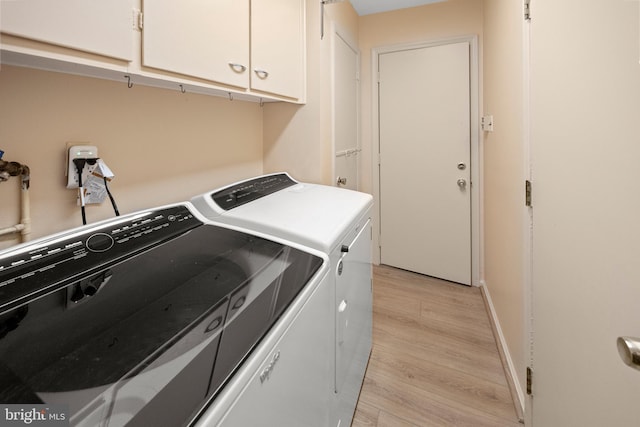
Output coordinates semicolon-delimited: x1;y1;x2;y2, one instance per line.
330;21;361;189
523;11;533;426
371;35;481;286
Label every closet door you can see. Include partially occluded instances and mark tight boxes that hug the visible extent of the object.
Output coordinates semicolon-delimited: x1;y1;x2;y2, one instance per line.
142;0;249;88
334;31;360;191
530;1;640;425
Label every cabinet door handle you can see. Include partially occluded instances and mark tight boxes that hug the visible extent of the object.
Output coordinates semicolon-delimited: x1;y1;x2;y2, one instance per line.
254;68;269;79
228;62;247;73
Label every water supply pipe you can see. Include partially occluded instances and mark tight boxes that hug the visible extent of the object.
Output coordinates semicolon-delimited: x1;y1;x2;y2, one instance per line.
0;160;31;242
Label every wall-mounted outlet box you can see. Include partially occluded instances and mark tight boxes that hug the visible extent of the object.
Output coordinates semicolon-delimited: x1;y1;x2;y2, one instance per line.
66;144;98;189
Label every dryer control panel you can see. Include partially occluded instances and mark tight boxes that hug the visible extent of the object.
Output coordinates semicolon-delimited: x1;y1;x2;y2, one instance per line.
0;205;202;313
212;173;297;210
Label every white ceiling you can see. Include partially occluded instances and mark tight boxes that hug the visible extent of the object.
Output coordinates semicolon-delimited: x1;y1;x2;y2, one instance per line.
348;0;447;16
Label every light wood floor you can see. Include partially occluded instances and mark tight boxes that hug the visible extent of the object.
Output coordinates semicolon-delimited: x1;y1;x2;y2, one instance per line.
352;265;522;427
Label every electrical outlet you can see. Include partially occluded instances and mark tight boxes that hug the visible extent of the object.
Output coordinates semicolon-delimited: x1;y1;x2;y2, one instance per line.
66;144;98;189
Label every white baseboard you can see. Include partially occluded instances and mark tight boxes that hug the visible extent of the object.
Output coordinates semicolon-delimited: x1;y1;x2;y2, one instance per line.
479;280;525;421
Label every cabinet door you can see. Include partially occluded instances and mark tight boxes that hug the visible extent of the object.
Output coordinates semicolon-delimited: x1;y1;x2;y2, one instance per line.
0;0;132;61
218;277;332;426
142;0;249;88
250;0;304;99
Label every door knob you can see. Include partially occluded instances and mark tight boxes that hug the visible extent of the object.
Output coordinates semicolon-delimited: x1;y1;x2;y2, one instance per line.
617;336;640;370
457;179;467;189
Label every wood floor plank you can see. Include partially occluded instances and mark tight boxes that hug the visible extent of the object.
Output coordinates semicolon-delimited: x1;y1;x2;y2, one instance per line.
353;265;522;427
358;372;520;427
377;411;422;427
352;400;380;427
374;266;484;302
368;345;516;421
373;311;506;383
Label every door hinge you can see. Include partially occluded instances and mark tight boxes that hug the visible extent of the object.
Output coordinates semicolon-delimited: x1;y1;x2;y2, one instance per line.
524;0;531;21
525;180;532;207
526;366;533;395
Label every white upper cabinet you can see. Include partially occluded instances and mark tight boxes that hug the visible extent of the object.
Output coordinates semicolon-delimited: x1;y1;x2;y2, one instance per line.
0;0;133;61
251;0;305;100
142;0;304;99
0;0;305;102
141;0;250;89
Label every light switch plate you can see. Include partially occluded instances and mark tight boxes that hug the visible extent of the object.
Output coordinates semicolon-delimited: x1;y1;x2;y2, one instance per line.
481;115;494;132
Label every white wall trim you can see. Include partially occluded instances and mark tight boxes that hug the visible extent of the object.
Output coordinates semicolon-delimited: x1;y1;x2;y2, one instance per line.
371;35;482;286
480;279;526;420
522;3;533;425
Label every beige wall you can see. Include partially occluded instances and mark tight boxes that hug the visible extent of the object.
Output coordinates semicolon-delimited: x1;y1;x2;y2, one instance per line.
482;0;526;404
262;0;326;184
0;65;263;249
358;0;527;406
0;3;528;408
358;0;483;266
263;0;359;185
0;0;360;249
358;0;484;195
0;0;359;249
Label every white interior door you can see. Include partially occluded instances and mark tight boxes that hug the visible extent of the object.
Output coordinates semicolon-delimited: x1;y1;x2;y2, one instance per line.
379;41;471;285
530;1;640;425
333;30;359;190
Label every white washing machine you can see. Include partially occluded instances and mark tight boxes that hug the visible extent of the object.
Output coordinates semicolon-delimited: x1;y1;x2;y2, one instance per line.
191;173;373;427
0;202;333;427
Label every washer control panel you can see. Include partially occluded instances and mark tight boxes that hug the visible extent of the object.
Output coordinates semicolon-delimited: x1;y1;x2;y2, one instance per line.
0;205;202;313
211;173;297;210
